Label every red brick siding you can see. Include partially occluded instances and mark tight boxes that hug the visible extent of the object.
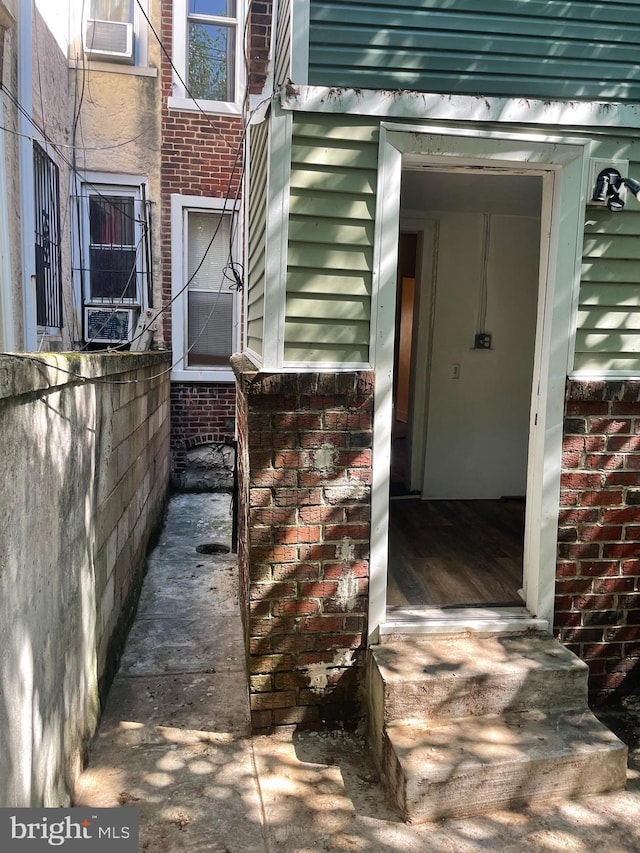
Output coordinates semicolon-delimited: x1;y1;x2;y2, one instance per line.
233;358;373;730
170;383;236;478
248;1;273;94
160;0;272;455
557;380;640;703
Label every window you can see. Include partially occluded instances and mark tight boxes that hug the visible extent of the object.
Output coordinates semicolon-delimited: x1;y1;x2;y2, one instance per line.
90;0;132;23
88;194;140;301
33;143;62;330
75;177;152;345
77;178;151;307
170;0;245;113
171;195;239;380
82;0;150;67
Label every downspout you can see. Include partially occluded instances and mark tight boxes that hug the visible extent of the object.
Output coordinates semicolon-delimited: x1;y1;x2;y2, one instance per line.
0;3;14;350
0;83;14;350
18;0;35;350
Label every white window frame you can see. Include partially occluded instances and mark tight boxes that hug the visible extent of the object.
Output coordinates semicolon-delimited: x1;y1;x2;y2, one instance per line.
169;0;246;115
71;0;151;71
171;194;240;382
76;173;148;309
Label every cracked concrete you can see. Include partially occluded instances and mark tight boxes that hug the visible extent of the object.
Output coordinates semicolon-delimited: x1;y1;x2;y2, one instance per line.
74;493;640;852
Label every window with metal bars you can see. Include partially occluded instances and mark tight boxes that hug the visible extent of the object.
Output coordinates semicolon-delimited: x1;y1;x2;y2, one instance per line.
77;183;151;307
88;195;138;301
33;142;63;329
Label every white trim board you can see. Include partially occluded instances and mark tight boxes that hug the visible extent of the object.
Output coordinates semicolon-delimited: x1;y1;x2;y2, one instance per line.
261;103;292;370
368;125;589;642
280;85;640;129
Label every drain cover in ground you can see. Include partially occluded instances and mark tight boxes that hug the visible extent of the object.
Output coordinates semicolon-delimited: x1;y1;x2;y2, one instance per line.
196;543;231;554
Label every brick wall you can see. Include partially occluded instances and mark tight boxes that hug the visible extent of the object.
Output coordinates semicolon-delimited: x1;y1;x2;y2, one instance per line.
159;93;243;345
170;382;236;485
556;379;640;704
160;0;253;479
248;1;273;94
233;357;373;730
159;0;271;344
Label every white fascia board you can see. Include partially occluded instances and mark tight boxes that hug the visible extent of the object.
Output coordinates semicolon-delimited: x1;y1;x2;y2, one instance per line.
279;85;640;130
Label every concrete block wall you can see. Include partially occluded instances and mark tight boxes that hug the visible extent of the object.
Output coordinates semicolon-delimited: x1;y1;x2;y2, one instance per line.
556;379;640;703
0;352;170;807
233;356;373;730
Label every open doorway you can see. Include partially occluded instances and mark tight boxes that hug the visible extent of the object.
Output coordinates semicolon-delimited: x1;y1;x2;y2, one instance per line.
388;170;543;610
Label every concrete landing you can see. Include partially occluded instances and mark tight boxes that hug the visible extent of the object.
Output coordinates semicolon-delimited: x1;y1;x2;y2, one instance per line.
74;494;640;852
386;710;627;821
371;634;589;722
369;633;628;822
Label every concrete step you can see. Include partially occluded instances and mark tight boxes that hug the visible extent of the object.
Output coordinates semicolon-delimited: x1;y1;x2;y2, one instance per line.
384;709;628;822
369;634;589;728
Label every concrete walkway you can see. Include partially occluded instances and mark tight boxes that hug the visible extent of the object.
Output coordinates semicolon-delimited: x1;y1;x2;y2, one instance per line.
74;493;640;852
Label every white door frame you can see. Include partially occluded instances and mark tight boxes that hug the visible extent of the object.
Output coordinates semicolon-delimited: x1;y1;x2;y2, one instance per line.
368;123;590;642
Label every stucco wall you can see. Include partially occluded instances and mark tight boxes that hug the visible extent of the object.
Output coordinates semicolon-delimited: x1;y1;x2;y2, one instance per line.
1;3;22;350
0;351;170;807
32;1;74;348
70;4;163;337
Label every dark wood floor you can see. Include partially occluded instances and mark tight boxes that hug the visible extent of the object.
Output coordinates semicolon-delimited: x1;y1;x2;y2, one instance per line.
387;498;525;608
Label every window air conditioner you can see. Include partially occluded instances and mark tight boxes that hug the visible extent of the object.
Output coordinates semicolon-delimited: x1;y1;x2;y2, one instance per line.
84;19;134;63
85;307;138;344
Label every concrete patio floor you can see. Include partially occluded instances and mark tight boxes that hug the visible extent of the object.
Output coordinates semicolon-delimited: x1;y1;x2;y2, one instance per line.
74;493;640;852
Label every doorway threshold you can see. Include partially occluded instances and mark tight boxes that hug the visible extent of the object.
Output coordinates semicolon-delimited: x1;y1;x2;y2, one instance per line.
380;606;548;640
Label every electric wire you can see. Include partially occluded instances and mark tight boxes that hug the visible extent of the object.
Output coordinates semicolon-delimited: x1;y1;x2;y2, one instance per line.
74;0;257;350
100;0;269;355
6;0;269;382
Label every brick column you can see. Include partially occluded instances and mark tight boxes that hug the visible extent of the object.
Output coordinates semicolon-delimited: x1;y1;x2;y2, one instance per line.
556;380;640;703
232;356;373;730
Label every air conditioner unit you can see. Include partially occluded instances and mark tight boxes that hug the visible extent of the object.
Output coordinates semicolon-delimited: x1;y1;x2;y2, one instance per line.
84;19;134;63
85;307;138;344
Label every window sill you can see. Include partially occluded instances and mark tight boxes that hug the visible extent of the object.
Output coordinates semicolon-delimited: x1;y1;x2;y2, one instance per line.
171;367;236;383
68;59;157;77
167;96;242;117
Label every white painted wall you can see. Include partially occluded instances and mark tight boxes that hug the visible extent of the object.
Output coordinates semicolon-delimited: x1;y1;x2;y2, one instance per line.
422;211;541;499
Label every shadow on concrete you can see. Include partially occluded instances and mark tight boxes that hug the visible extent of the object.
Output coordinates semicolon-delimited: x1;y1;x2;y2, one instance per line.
75;494;640;853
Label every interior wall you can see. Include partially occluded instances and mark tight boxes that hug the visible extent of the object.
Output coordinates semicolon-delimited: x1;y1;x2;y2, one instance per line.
423;212;540;498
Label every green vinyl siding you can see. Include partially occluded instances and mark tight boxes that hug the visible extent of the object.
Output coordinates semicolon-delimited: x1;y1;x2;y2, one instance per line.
284;117;378;365
267;113;640;372
575;184;640;373
307;0;640;103
247;120;269;359
274;0;291;87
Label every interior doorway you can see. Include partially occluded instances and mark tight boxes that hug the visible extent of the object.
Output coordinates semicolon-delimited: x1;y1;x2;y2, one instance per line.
388;170;542;610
